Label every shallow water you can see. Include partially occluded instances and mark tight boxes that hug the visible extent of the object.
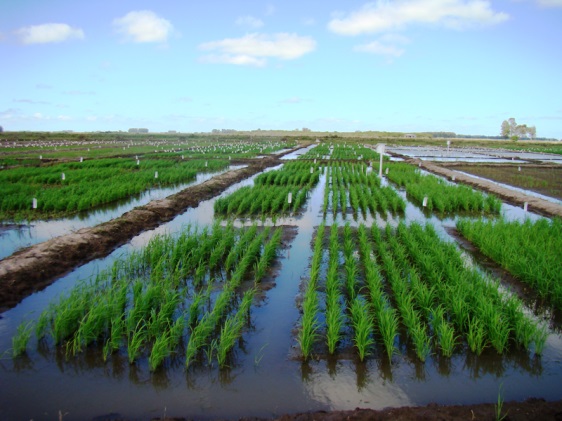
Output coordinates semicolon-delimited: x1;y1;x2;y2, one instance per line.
0;166;561;420
386;146;560;164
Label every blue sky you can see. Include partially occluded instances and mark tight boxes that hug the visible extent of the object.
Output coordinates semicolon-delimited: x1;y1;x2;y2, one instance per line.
1;0;561;138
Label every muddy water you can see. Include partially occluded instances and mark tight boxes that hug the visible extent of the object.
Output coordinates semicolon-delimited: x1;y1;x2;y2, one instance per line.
0;166;244;260
1;167;562;420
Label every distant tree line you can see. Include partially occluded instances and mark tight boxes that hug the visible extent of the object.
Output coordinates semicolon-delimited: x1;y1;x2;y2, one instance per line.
501;118;536;140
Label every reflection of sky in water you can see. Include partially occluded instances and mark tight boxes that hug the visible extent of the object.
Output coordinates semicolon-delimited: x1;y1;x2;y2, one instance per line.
1;158;561;420
387;146;562;164
0;166;244;260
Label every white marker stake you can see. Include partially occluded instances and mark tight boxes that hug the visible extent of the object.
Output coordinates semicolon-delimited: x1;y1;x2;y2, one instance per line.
80;157;83;162
385;167;389;175
155;171;158;179
523;202;528;212
377;144;385;177
423;196;428;207
32;198;38;209
518;166;521;172
39;155;42;160
205;161;208;167
452;175;456;181
61;173;65;180
288;192;292;204
310;167;313;174
136;159;140;165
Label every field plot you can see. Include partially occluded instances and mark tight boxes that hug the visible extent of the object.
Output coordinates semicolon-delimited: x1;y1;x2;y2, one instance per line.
446;164;562;201
0;158;230;221
0;138;561;420
296;222;547;363
457;217;562;310
322;162;405;219
386;162;502;214
214;161;321;217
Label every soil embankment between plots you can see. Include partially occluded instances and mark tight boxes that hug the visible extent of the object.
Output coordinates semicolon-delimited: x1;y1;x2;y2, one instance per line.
402;157;562;218
0;154;287;313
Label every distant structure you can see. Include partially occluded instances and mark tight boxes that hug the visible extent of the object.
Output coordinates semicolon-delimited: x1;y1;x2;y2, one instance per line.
168;130;177;134
0;125;3;133
404;133;416;139
212;129;236;134
128;128;149;134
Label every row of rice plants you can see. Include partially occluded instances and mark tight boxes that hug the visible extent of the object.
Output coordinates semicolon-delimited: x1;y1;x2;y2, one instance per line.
297;143;383;162
297;224;324;360
214;162;321;217
391;222;547;356
296;221;546;362
0;158;229;221
323;162;405;218
386;162;502;214
11;223;284;371
457;217;562;310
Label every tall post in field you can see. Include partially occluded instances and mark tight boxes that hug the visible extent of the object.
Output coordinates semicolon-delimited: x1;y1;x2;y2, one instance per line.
377;144;385;177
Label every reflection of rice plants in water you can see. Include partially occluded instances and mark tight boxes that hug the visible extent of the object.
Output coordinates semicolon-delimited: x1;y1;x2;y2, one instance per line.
12;222;284;370
457;217;562;311
295;221;548;364
386;162;502;214
214;161;321;217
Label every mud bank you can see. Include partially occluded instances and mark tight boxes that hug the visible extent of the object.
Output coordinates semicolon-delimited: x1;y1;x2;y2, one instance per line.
0;156;283;312
408;158;562;218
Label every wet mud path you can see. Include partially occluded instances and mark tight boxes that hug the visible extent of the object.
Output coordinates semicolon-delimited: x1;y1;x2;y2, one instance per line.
0;155;286;312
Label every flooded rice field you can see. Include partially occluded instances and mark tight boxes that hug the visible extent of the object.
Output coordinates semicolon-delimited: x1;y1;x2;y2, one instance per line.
0;144;561;421
0;166;245;260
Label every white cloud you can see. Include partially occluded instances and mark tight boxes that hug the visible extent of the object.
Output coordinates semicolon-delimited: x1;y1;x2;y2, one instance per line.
328;0;509;35
57;115;72;121
200;54;267;67
354;40;405;57
63;90;95;95
265;4;276;16
13;99;50;105
280;96;303;104
354;34;411;58
113;10;174;43
235;15;264;29
536;0;562;6
199;33;316;66
15;23;84;45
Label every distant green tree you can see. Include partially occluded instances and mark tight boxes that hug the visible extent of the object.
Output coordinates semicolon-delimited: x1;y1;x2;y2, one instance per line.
500;118;536;140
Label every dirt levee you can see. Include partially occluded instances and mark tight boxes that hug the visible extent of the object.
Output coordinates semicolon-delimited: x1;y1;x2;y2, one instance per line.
0;156;282;312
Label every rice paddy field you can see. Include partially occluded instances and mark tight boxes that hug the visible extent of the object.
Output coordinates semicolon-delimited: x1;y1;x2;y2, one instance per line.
0;134;561;420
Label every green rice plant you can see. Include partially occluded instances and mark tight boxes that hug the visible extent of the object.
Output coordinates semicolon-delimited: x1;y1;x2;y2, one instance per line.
378;307;399;360
467;316;487;355
127;320;147;364
298;288;319;360
350;298;374;361
216;289;256;369
325;294;344;355
410;320;432;362
12;321;34;357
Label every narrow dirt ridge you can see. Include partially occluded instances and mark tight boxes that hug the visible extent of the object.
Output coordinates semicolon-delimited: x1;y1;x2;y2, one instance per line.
0;154;288;312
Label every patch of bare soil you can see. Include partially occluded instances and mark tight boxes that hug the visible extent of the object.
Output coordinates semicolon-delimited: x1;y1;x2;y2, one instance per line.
404;158;562;218
147;398;562;421
0;152;295;313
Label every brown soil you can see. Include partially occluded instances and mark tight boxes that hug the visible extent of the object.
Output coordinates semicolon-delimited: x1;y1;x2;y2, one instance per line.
149;398;562;421
400;158;562;218
0;154;287;313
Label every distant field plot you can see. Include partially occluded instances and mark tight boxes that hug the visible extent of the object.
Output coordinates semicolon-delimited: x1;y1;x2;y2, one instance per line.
0;158;229;221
